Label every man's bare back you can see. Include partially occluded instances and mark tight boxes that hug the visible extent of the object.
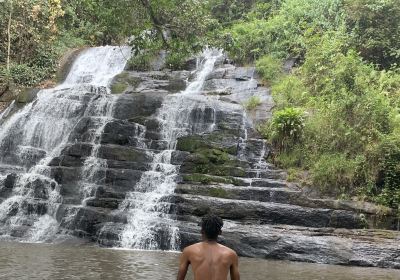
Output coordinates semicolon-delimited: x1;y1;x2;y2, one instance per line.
177;214;240;280
177;241;240;280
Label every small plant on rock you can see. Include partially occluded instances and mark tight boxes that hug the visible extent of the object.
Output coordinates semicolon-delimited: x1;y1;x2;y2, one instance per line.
244;96;262;110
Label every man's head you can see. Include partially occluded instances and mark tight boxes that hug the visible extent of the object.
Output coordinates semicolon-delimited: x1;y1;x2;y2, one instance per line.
201;214;223;241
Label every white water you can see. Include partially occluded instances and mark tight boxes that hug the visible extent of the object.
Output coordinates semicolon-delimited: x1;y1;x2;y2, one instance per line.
120;49;223;250
0;46;131;241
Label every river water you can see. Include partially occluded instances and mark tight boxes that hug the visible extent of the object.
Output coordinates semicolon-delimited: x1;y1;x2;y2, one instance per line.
0;242;398;280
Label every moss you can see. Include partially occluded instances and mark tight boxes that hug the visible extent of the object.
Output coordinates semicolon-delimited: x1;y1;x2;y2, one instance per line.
176;136;209;152
182;174;213;184
208;187;229;198
193;164;246;177
110;82;127;94
225;145;238;155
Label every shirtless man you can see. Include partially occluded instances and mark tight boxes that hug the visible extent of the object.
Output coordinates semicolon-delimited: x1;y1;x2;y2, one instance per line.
177;214;240;280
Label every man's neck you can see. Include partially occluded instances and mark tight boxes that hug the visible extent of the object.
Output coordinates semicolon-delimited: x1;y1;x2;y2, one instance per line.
202;239;218;244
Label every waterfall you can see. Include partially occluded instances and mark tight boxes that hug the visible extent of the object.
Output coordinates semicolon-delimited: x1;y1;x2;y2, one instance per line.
0;46;131;242
119;49;223;250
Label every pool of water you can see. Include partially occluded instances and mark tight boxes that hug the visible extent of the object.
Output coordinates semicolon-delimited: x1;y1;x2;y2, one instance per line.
0;242;398;279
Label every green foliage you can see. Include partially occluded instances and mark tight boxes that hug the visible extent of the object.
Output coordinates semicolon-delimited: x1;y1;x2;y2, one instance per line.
270;75;309;109
264;107;304;152
127;53;154;72
246;3;400;208
310;154;359;195
222;0;345;62
165;50;190;70
256;55;283;83
244;96;262;110
344;0;400;68
8;64;43;86
369;136;400;208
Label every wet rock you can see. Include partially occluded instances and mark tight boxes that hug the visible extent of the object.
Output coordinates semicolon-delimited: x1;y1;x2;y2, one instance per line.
113;93;163;120
98;145;153;163
4;173;17;189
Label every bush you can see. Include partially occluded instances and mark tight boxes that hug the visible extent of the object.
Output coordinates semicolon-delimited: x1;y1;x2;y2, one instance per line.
266;107;304;152
223;0;345;62
9;64;44;87
126;53;153;71
372;136;400;208
310;153;359;196
165;52;189;70
344;0;400;68
256;55;283;83
271;75;309;109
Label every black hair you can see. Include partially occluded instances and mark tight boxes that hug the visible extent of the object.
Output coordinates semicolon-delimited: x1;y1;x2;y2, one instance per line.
201;214;223;240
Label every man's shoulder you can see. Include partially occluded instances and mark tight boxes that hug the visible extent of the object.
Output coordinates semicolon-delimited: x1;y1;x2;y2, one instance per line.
218;243;238;256
182;242;203;253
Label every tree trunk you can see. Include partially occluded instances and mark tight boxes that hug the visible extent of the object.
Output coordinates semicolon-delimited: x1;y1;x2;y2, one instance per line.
6;1;13;72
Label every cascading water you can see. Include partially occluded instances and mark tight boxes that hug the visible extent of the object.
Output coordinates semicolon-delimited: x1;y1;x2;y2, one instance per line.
119;49;223;250
0;46;131;242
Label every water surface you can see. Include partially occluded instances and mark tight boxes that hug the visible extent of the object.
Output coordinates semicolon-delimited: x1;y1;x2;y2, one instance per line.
0;242;399;279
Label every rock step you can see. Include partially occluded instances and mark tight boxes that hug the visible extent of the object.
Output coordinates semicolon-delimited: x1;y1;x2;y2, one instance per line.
179;173;289;188
85;197;123;210
174;184;397;228
250;178;289;188
56;142;176;164
173;194;365;229
175;184;301;205
176;220;400;269
245;169;287;180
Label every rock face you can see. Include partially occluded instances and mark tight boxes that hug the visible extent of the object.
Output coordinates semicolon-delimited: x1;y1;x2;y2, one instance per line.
0;49;399;269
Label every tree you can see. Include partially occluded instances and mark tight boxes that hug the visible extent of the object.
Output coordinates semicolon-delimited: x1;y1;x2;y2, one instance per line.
344;0;400;68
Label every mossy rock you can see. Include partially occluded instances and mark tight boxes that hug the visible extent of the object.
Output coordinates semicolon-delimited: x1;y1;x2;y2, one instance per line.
176;136;211;152
176;133;238;155
182;173;243;186
196;148;229;165
110;72;142;94
17;88;39;103
111;82;128;94
208;187;229;198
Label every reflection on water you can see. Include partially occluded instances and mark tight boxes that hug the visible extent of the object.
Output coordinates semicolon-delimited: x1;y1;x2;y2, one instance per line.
0;242;398;280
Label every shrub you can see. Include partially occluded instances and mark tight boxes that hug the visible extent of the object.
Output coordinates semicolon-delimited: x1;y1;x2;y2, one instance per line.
310;153;359;196
372;136;400;208
165;52;189;70
126;53;153;71
256;55;283;83
267;107;304;152
9;64;44;87
271;75;309;109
